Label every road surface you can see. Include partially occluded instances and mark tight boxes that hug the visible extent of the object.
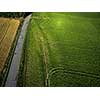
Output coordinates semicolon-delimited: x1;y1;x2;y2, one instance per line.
5;14;32;87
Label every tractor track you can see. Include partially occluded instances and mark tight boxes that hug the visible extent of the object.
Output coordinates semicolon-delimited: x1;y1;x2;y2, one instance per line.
48;67;100;86
34;19;50;86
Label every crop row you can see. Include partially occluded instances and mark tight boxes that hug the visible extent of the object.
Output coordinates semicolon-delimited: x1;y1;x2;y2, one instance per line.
0;18;20;72
0;19;10;44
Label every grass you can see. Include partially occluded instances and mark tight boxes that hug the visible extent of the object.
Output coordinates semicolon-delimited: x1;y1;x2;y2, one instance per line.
19;12;100;87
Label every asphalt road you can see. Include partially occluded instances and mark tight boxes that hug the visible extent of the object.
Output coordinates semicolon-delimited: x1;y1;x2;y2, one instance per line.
5;14;32;87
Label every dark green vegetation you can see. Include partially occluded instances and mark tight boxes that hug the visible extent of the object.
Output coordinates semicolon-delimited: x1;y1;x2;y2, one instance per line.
18;12;100;87
0;12;32;18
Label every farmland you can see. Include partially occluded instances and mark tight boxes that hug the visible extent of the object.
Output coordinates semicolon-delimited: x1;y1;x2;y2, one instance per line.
18;12;100;87
0;18;20;75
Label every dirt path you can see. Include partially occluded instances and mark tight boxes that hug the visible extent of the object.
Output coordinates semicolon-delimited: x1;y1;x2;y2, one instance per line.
5;14;32;87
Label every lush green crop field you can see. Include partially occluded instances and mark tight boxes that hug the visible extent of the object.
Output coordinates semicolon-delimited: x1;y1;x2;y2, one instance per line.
22;12;100;86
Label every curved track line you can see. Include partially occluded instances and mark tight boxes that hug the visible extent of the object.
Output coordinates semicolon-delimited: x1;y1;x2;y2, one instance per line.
48;67;100;86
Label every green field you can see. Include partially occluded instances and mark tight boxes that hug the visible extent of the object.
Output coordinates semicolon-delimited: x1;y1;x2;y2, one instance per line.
19;12;100;86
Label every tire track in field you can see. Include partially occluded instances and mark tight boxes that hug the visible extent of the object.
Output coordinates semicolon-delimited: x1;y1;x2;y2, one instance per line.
48;67;100;79
38;31;49;86
48;67;100;86
34;20;49;87
39;36;49;86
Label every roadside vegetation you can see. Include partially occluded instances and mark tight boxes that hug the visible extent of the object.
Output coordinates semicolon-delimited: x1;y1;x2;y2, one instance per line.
0;12;32;18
